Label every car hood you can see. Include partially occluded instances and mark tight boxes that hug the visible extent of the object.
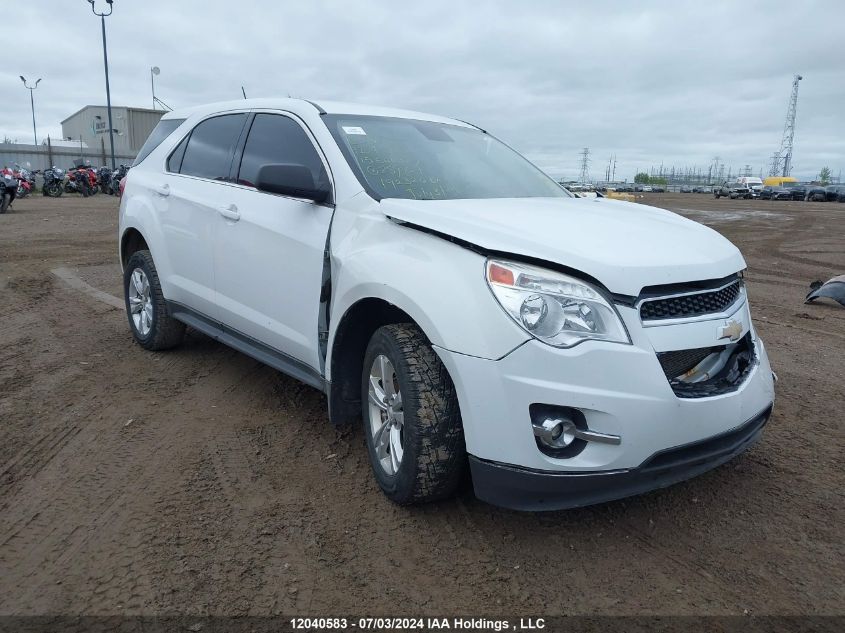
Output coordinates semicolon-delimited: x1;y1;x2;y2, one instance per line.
380;196;745;296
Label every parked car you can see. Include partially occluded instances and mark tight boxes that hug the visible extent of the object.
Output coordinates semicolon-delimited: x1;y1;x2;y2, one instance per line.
781;182;807;201
641;185;653;192
759;186;792;200
714;182;752;199
824;185;845;202
680;185;693;193
118;98;775;511
736;177;764;195
804;185;827;202
652;185;666;193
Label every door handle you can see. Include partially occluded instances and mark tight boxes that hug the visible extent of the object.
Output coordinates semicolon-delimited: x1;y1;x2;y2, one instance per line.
218;204;240;222
153;183;170;197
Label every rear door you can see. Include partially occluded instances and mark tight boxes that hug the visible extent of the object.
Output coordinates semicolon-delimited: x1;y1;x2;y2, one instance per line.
158;113;248;317
212;112;334;371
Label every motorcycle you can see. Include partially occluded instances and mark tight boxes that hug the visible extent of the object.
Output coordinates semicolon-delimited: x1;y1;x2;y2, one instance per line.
42;166;65;197
97;166;114;194
110;164;129;196
65;166;97;196
12;164;34;198
1;169;18;213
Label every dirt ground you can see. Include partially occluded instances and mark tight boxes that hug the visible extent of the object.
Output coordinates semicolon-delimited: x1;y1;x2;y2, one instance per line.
0;192;842;617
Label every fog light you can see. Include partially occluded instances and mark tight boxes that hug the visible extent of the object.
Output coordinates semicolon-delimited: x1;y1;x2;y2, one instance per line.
533;417;577;449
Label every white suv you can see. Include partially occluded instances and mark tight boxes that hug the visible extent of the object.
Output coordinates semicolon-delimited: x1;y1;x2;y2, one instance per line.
119;98;775;510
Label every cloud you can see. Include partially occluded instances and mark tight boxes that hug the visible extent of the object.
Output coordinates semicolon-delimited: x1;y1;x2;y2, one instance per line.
3;0;843;180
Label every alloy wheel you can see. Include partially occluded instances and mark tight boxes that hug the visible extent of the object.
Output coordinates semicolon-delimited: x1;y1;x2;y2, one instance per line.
128;268;153;337
367;354;405;476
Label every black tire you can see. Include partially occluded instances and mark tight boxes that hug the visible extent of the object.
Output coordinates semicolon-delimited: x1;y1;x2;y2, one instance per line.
123;250;185;351
361;323;466;505
0;193;9;214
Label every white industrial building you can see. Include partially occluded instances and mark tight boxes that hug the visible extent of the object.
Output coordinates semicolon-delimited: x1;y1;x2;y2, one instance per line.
60;105;164;158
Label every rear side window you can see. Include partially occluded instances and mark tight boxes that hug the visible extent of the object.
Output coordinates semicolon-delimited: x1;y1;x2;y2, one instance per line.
179;114;247;181
167;135;189;173
133;118;185;166
237;114;327;189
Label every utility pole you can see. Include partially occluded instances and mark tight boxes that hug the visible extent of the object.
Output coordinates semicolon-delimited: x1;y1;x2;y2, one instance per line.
20;76;41;146
88;0;117;169
151;66;160;110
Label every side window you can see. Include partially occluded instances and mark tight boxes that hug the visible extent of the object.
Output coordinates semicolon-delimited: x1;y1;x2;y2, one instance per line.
179;114;247;181
133;118;185;166
167;135;189;173
237;114;327;190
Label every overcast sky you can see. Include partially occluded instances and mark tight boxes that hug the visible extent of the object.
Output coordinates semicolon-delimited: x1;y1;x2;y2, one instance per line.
3;0;844;181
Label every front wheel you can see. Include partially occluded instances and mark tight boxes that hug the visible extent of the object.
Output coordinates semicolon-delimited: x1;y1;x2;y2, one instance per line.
123;250;186;351
0;193;9;213
361;323;466;505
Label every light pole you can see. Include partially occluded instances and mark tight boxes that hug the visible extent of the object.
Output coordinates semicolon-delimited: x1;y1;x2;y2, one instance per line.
151;66;160;110
20;76;41;146
88;0;116;169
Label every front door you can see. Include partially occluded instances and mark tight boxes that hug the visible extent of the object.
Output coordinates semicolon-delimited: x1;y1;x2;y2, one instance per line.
212;112;334;371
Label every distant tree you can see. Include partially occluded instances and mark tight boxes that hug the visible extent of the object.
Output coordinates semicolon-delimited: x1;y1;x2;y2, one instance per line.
819;166;831;184
634;172;650;183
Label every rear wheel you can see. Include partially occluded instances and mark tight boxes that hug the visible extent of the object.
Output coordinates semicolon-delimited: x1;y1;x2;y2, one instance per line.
123;250;185;351
0;193;9;213
361;323;465;505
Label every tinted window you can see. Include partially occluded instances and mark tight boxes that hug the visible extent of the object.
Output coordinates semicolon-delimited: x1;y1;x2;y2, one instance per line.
237;114;327;189
167;135;189;173
180;114;247;181
133;118;185;166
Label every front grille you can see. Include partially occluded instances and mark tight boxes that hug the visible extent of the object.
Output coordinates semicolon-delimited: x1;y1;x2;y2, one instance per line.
658;346;720;380
640;279;742;321
660;333;756;399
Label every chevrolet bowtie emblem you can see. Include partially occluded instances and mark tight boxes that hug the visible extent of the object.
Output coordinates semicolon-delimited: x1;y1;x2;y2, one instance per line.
718;320;743;342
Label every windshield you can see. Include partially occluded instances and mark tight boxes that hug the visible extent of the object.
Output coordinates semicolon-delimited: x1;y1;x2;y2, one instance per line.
323;114;568;201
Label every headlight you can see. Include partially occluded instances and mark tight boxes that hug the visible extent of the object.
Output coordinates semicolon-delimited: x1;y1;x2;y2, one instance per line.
485;259;630;348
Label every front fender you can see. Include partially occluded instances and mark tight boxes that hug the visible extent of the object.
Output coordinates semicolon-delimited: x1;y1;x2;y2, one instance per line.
327;208;529;377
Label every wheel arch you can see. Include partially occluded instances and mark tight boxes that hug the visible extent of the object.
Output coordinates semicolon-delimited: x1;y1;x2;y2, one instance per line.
327;296;434;426
120;227;149;269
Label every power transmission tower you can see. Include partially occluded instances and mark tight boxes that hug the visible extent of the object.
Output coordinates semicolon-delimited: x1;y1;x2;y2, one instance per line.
769;74;802;177
578;147;590;184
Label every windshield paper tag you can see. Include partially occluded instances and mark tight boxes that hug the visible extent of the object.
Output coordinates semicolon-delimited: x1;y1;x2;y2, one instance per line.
342;126;366;135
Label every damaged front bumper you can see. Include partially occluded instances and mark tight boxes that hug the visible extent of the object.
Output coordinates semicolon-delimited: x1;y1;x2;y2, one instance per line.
434;297;775;510
469;404;772;511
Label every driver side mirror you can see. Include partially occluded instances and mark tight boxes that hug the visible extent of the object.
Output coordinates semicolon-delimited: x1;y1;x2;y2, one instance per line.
255;163;330;203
